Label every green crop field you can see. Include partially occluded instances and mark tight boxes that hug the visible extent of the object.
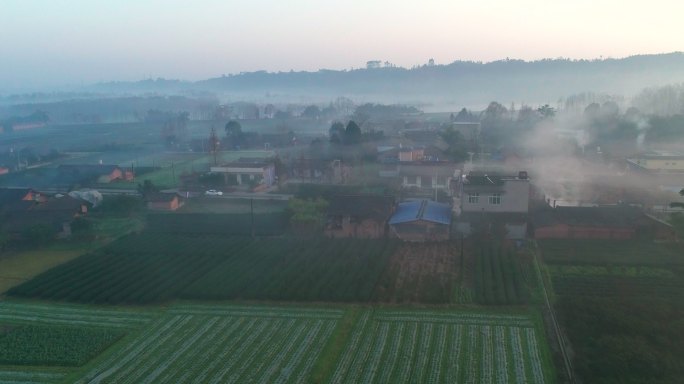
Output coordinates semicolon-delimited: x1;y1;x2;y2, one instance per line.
0;324;124;367
0;301;155;384
539;239;684;383
74;304;343;384
328;309;553;384
181;238;397;302
7;234;399;304
0;301;552;384
474;245;530;305
9;233;538;306
146;212;289;235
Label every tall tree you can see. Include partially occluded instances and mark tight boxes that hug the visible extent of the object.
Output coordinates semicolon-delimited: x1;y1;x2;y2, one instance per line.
224;120;243;148
301;105;321;119
344;120;362;144
670;189;684;209
537;104;556;118
454;107;475;122
329;121;345;144
440;126;468;161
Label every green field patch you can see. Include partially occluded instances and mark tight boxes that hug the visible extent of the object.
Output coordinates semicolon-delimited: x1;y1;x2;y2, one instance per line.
0;324;124;367
0;249;86;294
474;245;530;305
7;235;251;304
552;275;684;297
8;234;399;304
74;303;342;384
0;301;156;328
539;239;684;266
548;265;675;278
541;239;684;382
146;212;289;235
180;238;397;302
178;197;288;214
0;367;67;384
328;309;552;383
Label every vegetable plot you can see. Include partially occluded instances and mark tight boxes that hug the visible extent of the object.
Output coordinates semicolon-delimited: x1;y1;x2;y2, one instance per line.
329;309;551;384
75;304;343;384
0;324;123;367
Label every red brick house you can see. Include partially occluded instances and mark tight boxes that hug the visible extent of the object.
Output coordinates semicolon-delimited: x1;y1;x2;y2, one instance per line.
146;193;183;211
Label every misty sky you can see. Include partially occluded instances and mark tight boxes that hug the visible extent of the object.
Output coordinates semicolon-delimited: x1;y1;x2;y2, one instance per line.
1;0;683;91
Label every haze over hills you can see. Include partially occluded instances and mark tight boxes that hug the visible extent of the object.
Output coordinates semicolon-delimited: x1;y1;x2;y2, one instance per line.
86;52;684;107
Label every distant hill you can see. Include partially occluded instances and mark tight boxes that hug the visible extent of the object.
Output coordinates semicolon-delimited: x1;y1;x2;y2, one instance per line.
92;53;684;106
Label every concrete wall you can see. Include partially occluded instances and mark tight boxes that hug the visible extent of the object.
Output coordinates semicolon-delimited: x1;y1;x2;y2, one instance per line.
629;158;684;172
534;224;635;239
462;179;529;213
325;218;386;238
454;221;527;240
391;221;449;241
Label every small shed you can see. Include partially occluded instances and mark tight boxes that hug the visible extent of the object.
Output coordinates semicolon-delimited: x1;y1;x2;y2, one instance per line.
389;199;452;241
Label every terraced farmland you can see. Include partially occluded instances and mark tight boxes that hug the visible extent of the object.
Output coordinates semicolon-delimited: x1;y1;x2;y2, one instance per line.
74;305;343;384
328;309;552;383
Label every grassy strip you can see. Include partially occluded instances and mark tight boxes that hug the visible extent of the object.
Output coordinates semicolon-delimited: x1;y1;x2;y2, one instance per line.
0;249;86;294
309;307;361;384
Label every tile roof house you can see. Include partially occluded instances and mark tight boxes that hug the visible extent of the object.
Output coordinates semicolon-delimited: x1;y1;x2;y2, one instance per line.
210;157;276;189
389;199;452;241
146;192;183;211
381;163;460;196
325;195;395;238
0;188;44;210
1;195;89;238
57;164;130;184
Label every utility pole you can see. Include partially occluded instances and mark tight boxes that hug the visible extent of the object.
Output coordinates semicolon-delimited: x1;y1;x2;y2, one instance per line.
171;161;176;185
250;198;255;238
209;126;220;166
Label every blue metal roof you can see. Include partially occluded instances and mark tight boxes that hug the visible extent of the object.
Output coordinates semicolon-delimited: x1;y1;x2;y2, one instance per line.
422;201;452;225
389;200;422;225
389;200;452;225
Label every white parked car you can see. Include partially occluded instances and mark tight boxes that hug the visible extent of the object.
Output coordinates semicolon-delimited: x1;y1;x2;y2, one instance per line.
204;189;223;196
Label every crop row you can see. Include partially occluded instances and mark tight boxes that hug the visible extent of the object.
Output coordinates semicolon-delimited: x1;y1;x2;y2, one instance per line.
0;369;66;384
0;301;152;328
475;246;529;305
329;310;548;383
146;212;289;236
373;310;533;327
552;275;684;297
0;324;124;367
76;312;337;384
547;265;674;278
180;237;398;302
9;234;398;304
169;305;344;320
